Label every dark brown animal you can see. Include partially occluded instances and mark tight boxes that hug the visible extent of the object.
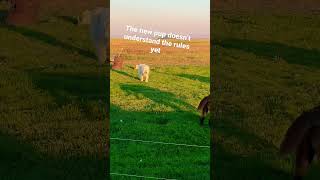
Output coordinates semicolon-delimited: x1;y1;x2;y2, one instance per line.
280;105;320;180
112;55;123;70
6;0;40;25
197;95;210;125
111;49;124;70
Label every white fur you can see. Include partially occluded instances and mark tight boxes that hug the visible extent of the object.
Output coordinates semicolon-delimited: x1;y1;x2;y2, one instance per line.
135;64;150;82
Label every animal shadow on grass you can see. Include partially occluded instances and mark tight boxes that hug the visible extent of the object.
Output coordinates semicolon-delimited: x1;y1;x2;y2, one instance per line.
112;68;138;80
3;25;96;60
30;72;107;107
0;133;107;180
110;104;194;131
152;71;209;84
176;74;210;84
215;38;320;68
120;84;195;112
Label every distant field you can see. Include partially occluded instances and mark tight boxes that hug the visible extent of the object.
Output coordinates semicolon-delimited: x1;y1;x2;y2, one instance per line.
111;39;210;66
212;11;320;179
110;39;210;179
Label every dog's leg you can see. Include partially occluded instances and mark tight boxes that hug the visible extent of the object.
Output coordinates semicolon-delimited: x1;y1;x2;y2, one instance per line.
138;73;142;81
199;117;204;125
207;112;211;127
145;75;149;82
199;111;205;125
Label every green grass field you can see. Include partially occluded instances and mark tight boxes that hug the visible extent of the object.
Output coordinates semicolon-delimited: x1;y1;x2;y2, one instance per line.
1;1;320;179
0;7;107;179
110;43;210;178
110;66;210;179
212;11;320;179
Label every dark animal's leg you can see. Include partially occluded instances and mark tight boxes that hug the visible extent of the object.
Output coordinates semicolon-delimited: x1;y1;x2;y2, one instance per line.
199;109;206;125
204;107;209;126
199;115;204;125
200;108;208;126
294;137;314;180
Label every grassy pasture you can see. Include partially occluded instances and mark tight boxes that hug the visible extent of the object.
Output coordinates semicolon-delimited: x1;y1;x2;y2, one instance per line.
212;11;320;179
0;5;107;179
1;1;320;179
110;39;210;179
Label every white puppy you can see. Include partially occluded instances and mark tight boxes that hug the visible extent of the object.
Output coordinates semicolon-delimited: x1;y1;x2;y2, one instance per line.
135;64;150;82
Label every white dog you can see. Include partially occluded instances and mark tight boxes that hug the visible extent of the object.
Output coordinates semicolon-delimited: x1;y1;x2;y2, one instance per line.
135;64;150;82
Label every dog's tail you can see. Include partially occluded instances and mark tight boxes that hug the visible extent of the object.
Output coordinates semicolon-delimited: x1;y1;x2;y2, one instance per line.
197;95;210;112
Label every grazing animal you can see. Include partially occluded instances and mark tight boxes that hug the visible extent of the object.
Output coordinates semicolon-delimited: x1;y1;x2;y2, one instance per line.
135;64;150;82
112;55;124;70
88;7;109;65
111;49;124;70
280;105;320;180
6;0;40;25
197;95;210;125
